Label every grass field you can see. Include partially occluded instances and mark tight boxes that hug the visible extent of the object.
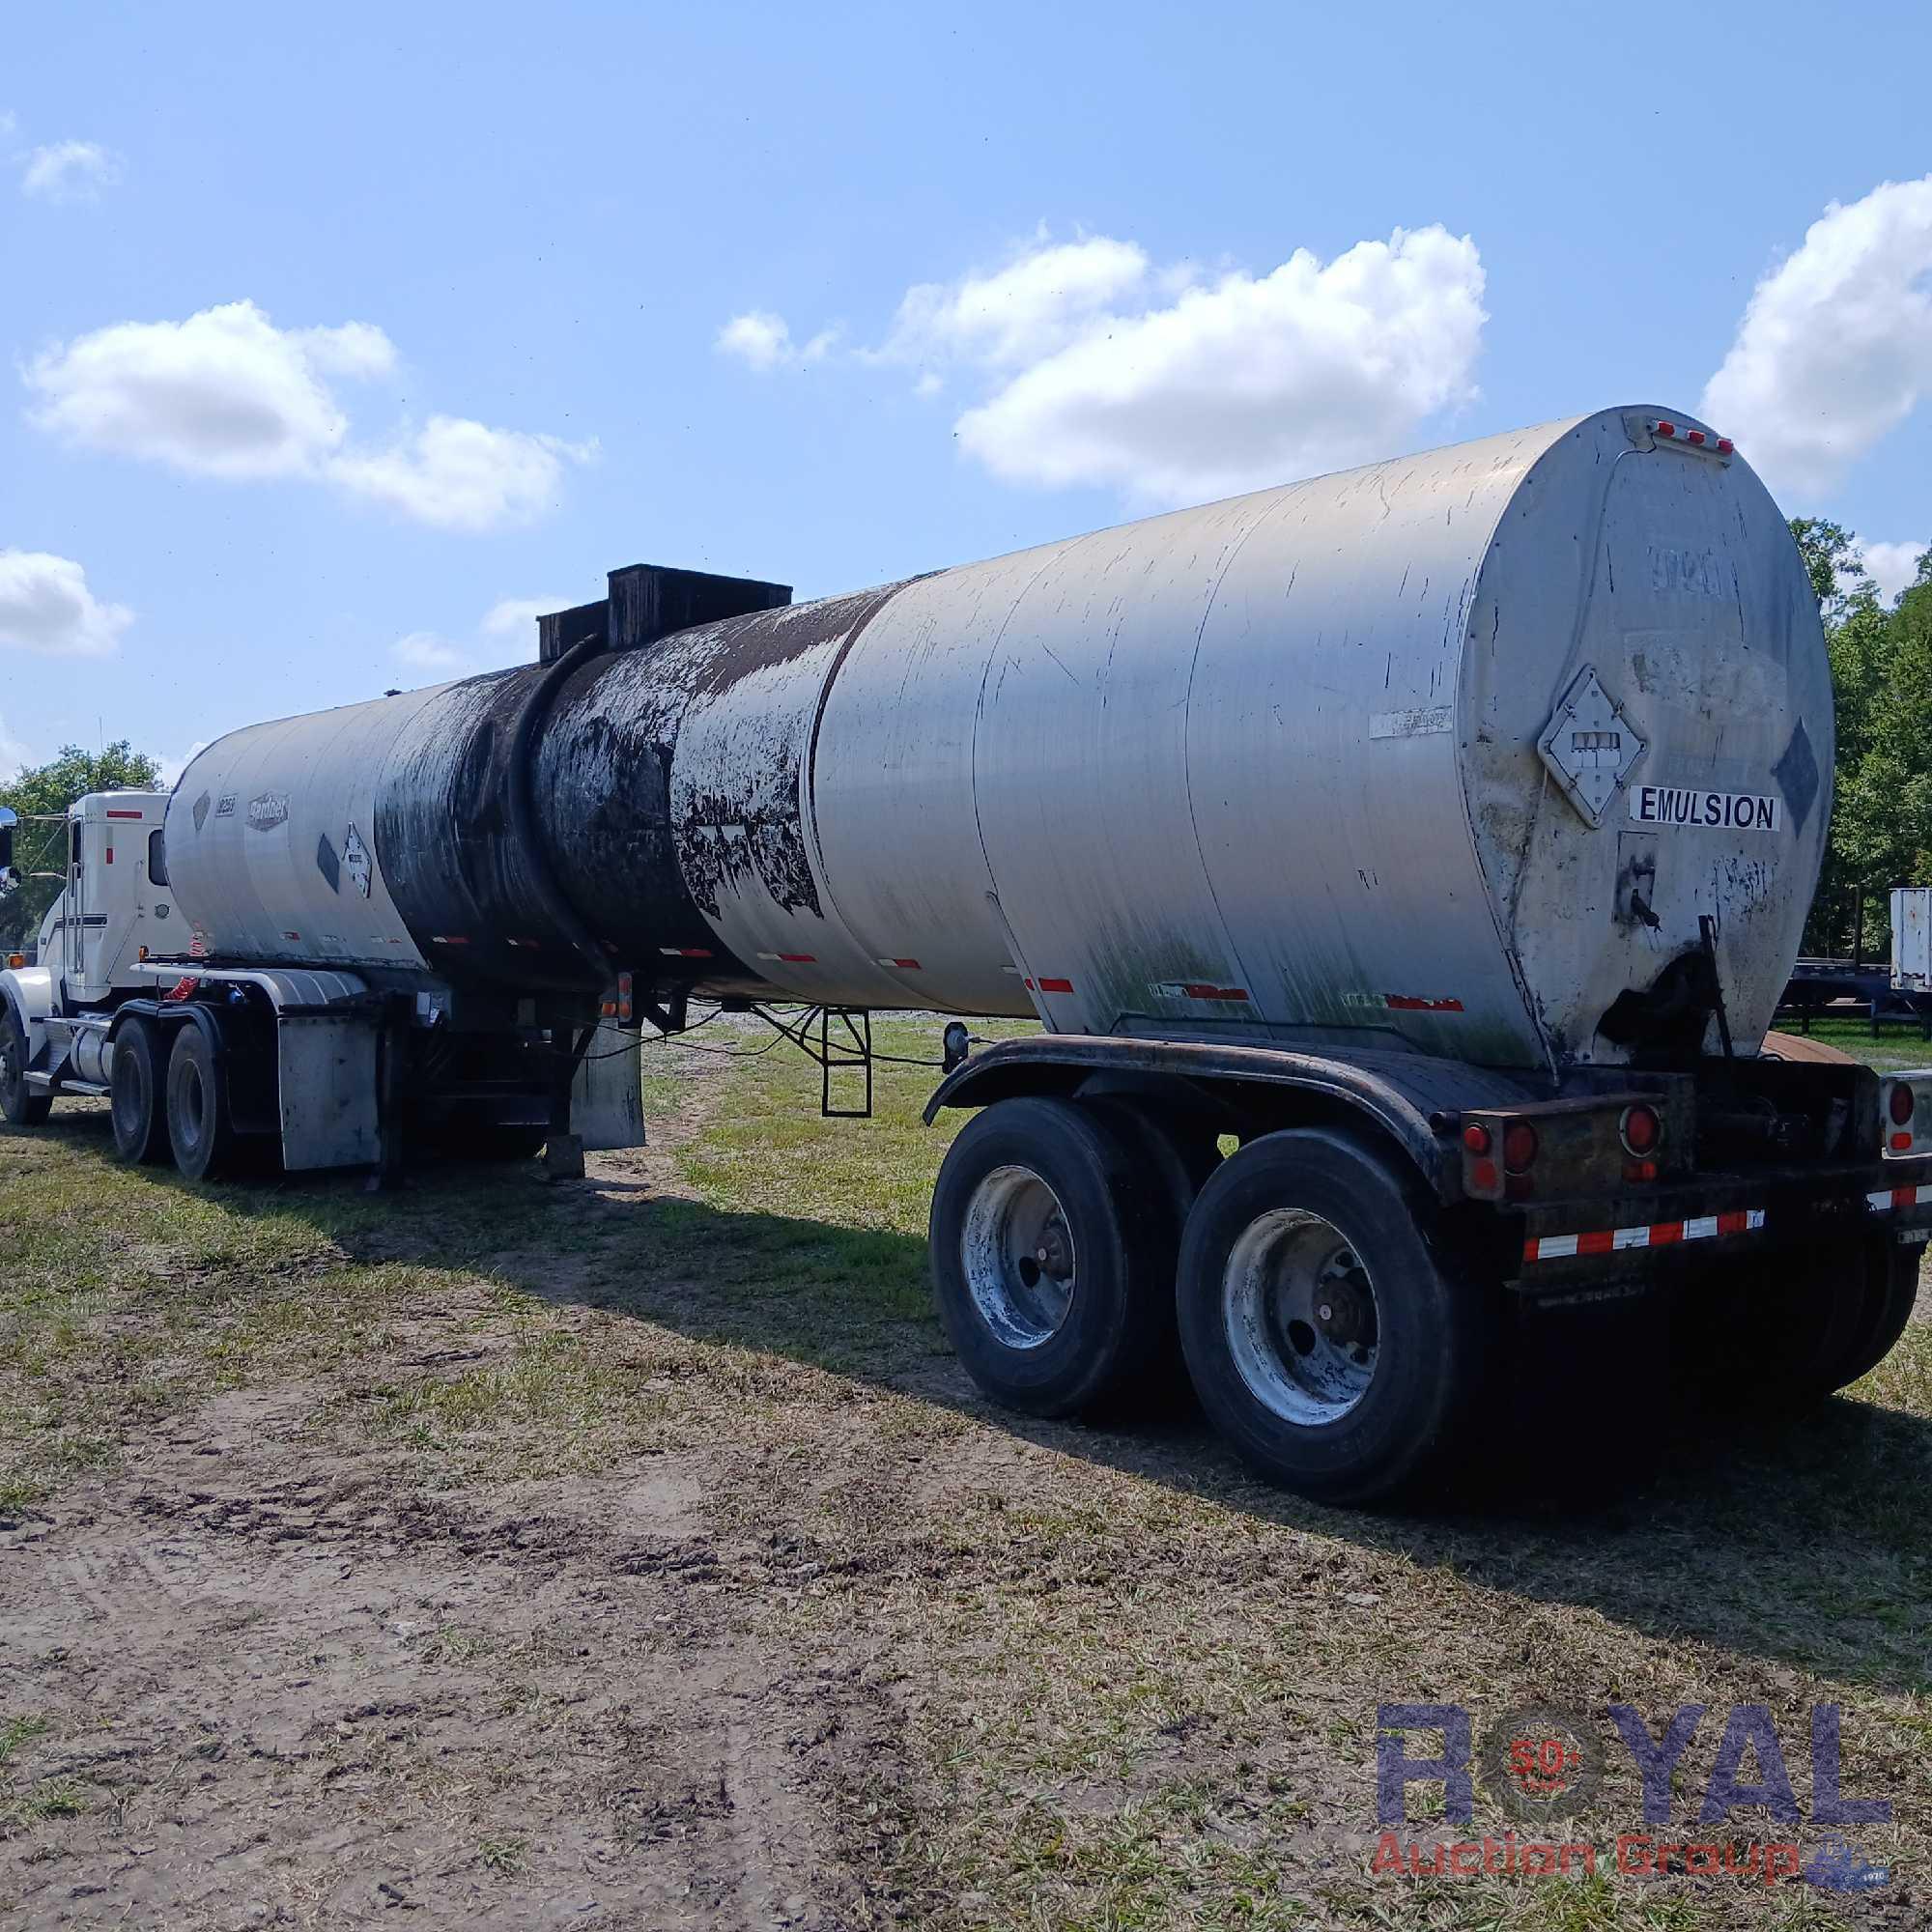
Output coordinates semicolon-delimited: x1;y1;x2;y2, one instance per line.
1;1016;1928;1928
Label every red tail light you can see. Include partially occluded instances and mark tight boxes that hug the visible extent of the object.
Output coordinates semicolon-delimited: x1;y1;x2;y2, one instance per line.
1502;1122;1539;1174
1889;1083;1916;1126
1620;1104;1662;1157
1463;1123;1492;1154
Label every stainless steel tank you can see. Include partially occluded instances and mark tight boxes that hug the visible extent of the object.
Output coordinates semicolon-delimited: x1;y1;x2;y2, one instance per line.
165;405;1830;1071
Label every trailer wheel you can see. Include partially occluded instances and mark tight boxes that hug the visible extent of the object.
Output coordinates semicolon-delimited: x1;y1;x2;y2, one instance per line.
929;1096;1179;1418
166;1025;236;1181
1727;1235;1924;1404
1177;1129;1488;1504
1;1003;51;1126
1834;1238;1923;1389
109;1017;171;1164
1082;1095;1222;1228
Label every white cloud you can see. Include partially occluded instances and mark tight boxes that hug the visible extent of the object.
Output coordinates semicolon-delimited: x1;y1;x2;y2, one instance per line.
0;550;132;657
329;416;591;533
718;224;1486;505
23;300;589;530
715;310;837;371
1860;539;1928;603
953;226;1486;504
20;139;121;202
391;631;473;677
1702;177;1932;498
881;235;1152;371
480;595;568;641
389;593;567;683
156;741;208;788
25;300;390;480
0;711;36;780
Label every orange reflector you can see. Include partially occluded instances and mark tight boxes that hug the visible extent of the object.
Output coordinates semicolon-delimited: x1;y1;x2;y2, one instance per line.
6;953;22;969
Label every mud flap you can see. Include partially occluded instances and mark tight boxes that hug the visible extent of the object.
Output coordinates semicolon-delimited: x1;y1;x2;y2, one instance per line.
569;1037;646;1151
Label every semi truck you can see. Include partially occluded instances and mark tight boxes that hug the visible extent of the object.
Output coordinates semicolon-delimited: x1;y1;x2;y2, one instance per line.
4;405;1927;1502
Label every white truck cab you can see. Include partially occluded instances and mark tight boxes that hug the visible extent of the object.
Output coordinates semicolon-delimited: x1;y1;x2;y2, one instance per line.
1;790;175;1122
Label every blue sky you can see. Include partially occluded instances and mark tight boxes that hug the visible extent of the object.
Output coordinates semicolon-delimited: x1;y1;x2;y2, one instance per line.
3;0;1930;781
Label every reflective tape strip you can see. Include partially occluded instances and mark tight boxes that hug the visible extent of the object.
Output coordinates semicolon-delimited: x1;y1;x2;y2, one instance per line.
1867;1183;1932;1211
659;947;713;958
756;952;818;963
1523;1207;1765;1264
877;956;922;970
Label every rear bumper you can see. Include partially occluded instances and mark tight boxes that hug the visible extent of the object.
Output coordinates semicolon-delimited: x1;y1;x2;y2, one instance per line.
1508;1156;1932;1288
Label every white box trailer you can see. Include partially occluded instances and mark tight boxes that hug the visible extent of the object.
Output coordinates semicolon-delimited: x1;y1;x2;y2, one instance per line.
1892;887;1932;993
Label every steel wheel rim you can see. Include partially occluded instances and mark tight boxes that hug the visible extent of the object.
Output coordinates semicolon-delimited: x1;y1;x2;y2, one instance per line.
1223;1208;1379;1426
960;1163;1077;1350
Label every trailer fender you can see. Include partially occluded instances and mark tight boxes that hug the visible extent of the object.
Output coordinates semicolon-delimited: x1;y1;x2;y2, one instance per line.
924;1036;1548;1200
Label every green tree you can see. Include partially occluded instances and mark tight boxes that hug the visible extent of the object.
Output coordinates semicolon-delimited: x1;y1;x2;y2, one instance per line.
0;742;164;952
1796;521;1932;956
1789;517;1866;615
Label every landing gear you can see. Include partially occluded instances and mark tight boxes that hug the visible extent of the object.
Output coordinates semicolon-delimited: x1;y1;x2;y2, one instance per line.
928;1096;1182;1417
109;1015;171;1164
1;1004;50;1126
1176;1130;1490;1504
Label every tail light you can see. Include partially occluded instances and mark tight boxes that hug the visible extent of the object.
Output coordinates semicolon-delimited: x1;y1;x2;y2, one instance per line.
1502;1122;1539;1174
1619;1104;1662;1158
1883;1076;1932;1156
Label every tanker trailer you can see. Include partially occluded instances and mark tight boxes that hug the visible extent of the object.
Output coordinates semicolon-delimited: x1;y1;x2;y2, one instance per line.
5;403;1928;1502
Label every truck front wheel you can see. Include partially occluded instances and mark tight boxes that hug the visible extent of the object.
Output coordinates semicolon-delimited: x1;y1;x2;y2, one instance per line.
1177;1129;1490;1505
110;1017;172;1164
929;1096;1180;1418
166;1025;237;1181
1;1004;50;1126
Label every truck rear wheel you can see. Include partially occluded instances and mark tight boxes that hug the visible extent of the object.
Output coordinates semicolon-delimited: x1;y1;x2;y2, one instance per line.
1;1004;51;1126
929;1096;1180;1418
166;1025;237;1181
1177;1129;1489;1504
109;1016;171;1164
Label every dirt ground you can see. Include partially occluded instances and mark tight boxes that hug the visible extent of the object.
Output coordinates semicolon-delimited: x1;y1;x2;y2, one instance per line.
4;1024;1930;1929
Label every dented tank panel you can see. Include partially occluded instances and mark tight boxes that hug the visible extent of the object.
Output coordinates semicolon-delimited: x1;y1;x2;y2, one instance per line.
162;406;1829;1072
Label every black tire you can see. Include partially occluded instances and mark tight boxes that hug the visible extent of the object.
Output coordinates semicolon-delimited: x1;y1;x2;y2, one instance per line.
109;1016;172;1164
1;1002;51;1126
1082;1094;1222;1229
1702;1234;1917;1408
1836;1239;1922;1389
166;1024;236;1181
1177;1128;1491;1505
929;1095;1181;1418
